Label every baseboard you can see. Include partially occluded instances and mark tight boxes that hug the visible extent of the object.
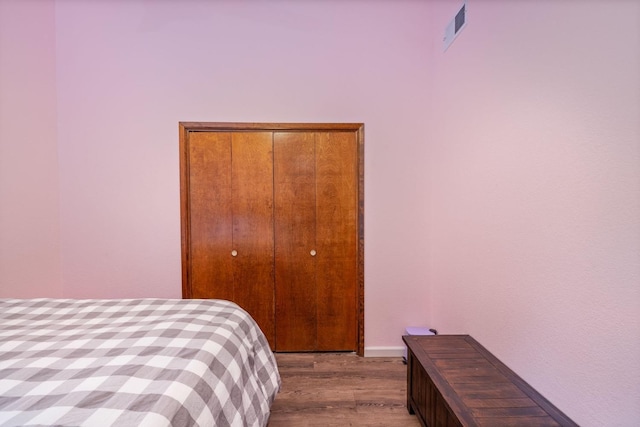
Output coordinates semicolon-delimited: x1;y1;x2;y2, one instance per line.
364;346;405;358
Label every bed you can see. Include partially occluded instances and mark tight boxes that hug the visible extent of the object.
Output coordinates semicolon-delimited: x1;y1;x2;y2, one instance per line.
0;298;281;427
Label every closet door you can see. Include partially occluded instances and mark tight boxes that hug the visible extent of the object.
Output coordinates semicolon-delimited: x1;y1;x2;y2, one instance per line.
181;122;364;355
230;132;275;345
273;132;317;351
315;131;358;351
273;131;358;352
187;132;234;300
186;131;275;346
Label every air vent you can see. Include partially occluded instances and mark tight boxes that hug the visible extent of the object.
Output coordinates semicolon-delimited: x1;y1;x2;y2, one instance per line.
443;2;467;51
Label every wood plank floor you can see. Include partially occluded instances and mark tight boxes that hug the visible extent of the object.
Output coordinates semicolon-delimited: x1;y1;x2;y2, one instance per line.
268;353;422;427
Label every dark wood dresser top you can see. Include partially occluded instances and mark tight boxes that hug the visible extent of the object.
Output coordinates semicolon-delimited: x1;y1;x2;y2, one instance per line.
403;334;578;427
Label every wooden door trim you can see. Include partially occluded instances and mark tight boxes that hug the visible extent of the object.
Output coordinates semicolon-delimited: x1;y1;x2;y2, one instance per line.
179;122;365;356
179;123;191;300
180;122;363;132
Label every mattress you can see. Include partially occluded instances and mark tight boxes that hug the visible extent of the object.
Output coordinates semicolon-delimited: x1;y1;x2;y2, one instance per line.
0;298;281;427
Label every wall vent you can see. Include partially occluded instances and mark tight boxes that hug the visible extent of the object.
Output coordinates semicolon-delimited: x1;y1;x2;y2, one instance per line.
443;2;467;51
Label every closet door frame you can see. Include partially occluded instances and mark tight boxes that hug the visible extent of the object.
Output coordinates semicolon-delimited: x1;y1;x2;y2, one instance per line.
179;122;365;356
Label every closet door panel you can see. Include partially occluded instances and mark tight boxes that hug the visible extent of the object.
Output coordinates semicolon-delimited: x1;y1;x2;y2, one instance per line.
188;132;234;300
316;132;358;351
231;132;275;345
273;132;317;351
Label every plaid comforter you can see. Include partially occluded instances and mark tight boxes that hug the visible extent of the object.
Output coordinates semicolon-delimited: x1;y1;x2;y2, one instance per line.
0;298;280;427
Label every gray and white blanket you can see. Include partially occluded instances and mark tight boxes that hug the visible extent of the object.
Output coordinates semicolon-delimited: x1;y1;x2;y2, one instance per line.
0;298;280;427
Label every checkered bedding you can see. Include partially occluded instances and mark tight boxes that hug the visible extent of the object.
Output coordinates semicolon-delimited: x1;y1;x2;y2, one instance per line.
0;298;281;427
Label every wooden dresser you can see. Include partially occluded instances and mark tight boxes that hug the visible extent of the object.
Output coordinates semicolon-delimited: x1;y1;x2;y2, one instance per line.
403;335;578;427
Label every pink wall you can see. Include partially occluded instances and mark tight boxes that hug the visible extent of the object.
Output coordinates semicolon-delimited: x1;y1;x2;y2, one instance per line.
0;0;62;297
53;0;432;345
425;1;640;425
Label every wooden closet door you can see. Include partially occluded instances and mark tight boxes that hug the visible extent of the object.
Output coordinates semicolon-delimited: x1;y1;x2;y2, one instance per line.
315;131;358;351
187;132;234;300
187;131;275;347
181;122;364;355
231;132;275;345
273;131;358;352
273;132;317;351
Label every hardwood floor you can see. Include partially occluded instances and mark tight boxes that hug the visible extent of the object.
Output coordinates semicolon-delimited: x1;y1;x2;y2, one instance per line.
268;353;422;427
